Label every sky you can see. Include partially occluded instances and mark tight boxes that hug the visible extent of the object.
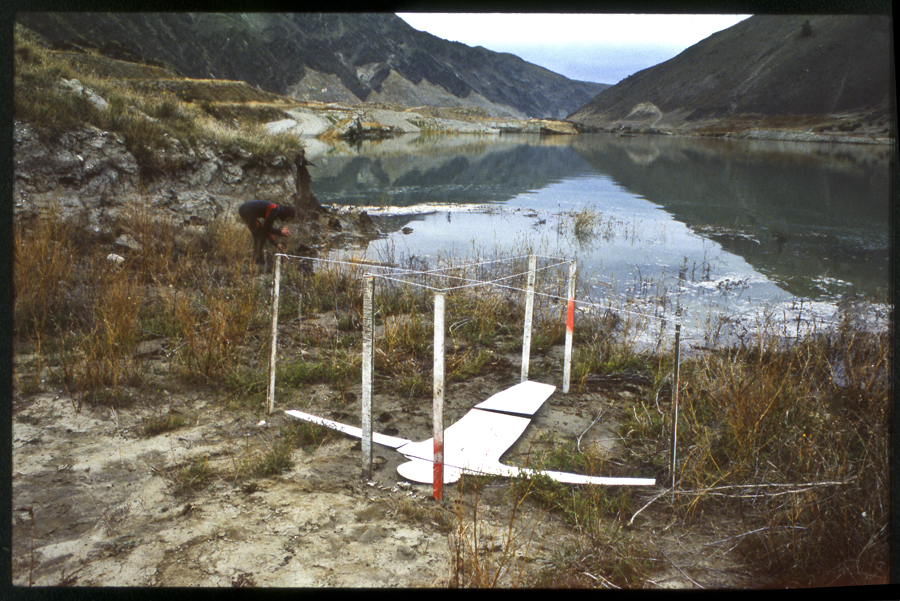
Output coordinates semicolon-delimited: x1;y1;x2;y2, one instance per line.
396;13;752;84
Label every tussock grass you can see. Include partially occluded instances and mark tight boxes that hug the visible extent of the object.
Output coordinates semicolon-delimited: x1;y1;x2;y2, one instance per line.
604;306;891;586
165;456;216;497
279;352;357;390
504;439;658;588
448;475;548;588
14;205;267;397
673;321;891;587
14;204;80;337
141;409;188;437
280;421;334;453
236;436;295;479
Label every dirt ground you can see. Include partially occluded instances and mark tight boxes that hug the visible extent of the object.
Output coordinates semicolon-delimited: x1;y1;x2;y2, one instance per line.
11;339;755;589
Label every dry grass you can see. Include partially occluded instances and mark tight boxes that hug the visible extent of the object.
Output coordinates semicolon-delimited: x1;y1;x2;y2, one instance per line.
12;202;890;588
623;313;892;587
14;203;267;401
448;476;548;588
14;25;306;170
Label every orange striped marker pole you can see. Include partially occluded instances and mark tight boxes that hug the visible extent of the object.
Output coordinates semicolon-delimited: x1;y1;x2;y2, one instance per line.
433;292;445;500
563;260;576;393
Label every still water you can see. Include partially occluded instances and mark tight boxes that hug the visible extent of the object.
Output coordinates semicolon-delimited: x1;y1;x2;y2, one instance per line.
303;133;892;343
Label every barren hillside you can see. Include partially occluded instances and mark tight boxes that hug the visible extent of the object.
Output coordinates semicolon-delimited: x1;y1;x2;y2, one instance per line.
568;15;893;138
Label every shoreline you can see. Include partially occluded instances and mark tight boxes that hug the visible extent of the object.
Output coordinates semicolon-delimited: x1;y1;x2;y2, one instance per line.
265;102;581;139
268;101;894;146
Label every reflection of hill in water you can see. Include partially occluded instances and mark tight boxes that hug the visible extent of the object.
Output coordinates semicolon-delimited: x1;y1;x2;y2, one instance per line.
571;134;892;298
309;135;589;207
310;133;890;298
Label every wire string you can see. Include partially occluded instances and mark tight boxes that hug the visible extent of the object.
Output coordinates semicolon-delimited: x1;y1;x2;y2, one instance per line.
275;252;694;327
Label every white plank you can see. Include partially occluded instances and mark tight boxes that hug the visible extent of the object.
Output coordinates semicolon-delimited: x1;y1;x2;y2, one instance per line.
397;458;464;484
397;409;531;472
396;452;655;486
284;410;410;449
473;380;556;416
286;381;657;487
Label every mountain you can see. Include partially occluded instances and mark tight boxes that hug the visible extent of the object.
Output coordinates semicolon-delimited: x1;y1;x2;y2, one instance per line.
14;12;608;120
568;15;893;137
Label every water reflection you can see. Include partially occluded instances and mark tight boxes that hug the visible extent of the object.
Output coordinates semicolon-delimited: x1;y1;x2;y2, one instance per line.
309;135;591;207
568;135;892;299
305;133;891;302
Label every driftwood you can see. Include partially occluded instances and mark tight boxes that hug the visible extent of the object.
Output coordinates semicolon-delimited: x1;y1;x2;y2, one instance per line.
668;480;851;499
627;480;850;526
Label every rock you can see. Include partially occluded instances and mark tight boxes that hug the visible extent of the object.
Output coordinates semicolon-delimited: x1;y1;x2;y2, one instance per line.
115;234;142;252
133;339;165;357
106;253;125;265
529;119;579;135
14;120;140;222
59;78;109;109
624;102;663;123
13;118;297;227
14;116;385;253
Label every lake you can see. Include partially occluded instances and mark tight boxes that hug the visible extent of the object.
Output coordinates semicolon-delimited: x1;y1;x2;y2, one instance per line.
302;133;892;345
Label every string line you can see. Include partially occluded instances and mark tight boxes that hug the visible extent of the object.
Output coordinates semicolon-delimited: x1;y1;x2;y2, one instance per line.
276;252;686;327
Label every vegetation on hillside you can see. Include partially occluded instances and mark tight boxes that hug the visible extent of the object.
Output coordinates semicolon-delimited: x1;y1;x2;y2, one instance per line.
13;25;306;172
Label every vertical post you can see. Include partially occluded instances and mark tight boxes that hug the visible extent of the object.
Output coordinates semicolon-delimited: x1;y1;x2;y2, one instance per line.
669;323;682;488
563;260;577;393
433;292;446;501
266;254;282;415
520;255;537;382
361;275;375;481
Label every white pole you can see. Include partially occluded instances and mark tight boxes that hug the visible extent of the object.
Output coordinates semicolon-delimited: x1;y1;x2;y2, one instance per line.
433;292;445;500
669;323;682;488
563;260;577;393
266;254;282;415
361;275;375;480
521;255;537;382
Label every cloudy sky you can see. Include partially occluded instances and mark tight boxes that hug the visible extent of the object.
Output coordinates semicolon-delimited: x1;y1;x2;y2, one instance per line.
396;13;752;84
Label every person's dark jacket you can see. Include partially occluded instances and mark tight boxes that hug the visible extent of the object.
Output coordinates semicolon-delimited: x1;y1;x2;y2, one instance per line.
239;200;292;247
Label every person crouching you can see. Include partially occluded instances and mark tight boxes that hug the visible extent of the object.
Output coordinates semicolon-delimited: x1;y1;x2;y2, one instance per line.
238;200;296;265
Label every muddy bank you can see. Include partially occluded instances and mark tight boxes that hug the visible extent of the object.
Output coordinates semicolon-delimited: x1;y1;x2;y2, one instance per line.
11;341;752;588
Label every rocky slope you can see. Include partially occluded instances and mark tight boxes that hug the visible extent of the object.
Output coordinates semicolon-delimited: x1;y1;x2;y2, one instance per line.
568;15;893;140
15;12;608;120
12;21;589;258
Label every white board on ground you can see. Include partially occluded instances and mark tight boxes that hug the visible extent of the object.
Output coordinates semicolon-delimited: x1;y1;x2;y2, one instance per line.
396;408;532;481
396;458;464;484
285;381;657;487
473;380;556;416
284;410;410;449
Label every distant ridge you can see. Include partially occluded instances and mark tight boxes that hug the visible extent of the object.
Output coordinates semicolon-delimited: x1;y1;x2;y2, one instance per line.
15;12;609;120
568;15;893;139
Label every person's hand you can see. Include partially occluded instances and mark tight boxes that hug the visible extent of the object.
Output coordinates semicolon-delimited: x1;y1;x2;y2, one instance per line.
280;227;291;237
277;244;285;253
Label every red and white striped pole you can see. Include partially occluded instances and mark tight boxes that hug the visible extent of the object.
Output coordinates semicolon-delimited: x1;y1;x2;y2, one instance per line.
563;260;576;393
433;292;446;500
